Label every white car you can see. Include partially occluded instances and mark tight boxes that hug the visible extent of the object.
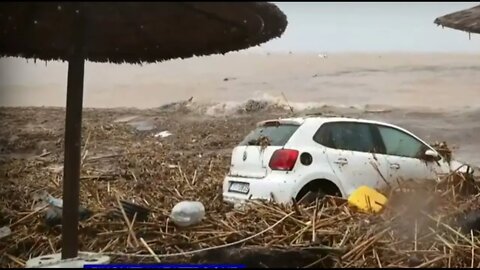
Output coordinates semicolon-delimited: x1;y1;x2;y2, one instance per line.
222;116;471;205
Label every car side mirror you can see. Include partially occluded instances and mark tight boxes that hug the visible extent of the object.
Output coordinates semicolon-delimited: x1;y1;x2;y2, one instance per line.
424;149;440;161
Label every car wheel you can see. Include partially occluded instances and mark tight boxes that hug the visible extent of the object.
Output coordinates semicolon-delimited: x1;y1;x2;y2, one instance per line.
299;189;326;205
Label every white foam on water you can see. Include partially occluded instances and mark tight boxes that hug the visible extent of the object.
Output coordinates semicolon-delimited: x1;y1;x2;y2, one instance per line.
185;92;375;117
203;101;243;116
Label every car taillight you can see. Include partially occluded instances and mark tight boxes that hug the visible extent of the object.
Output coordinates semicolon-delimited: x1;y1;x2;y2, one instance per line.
269;149;299;171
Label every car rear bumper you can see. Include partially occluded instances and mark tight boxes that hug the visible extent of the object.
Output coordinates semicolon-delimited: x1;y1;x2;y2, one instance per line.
222;174;297;205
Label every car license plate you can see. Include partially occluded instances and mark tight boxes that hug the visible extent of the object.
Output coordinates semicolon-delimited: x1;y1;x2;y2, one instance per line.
229;182;250;194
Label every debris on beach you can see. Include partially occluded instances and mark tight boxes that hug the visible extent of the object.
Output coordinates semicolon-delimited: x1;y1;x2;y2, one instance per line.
154;131;173;139
431;141;453;163
455;209;480;235
364;108;392;114
1;107;480;267
47;164;63;174
44;205;92;227
157;97;194;113
170;201;205;227
110;200;151;222
223;77;237;82
347;185;387;214
31;191;93;226
242;99;269;113
246;135;272;153
128;120;155;132
114;115;140;124
0;227;11;240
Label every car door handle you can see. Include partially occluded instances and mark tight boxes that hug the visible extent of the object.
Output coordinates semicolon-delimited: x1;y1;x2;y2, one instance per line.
390;163;400;170
334;158;348;165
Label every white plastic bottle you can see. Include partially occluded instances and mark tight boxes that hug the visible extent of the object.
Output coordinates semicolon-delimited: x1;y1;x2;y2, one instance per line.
170;201;205;227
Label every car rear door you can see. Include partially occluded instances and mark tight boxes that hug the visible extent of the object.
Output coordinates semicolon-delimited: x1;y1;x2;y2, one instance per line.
313;121;391;195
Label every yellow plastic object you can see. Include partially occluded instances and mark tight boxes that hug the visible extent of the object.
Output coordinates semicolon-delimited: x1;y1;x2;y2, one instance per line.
348;186;388;214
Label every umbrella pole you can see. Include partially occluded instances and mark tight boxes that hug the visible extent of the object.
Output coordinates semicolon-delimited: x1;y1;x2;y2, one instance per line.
61;55;85;260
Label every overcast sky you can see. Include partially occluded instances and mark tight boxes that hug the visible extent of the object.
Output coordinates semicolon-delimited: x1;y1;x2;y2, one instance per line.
249;2;480;53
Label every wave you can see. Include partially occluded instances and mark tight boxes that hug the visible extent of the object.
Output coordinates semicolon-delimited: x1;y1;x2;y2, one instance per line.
181;93;396;117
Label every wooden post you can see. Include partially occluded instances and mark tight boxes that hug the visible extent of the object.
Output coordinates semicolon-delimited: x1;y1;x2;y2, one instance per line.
62;4;86;260
61;55;84;260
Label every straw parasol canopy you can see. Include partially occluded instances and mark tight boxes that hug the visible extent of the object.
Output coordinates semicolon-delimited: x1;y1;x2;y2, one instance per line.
0;2;288;261
434;5;480;34
0;2;287;63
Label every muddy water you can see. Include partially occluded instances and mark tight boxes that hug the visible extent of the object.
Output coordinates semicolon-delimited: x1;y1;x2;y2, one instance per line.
1;53;479;165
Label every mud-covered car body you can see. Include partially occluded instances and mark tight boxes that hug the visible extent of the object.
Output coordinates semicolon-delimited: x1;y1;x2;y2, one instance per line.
223;116;470;205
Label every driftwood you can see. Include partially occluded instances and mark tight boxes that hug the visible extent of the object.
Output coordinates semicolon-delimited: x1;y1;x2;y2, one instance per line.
1;107;480;268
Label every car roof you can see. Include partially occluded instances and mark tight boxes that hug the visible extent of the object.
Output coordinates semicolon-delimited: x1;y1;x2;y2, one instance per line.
258;115;408;132
306;116;397;127
257;115;436;152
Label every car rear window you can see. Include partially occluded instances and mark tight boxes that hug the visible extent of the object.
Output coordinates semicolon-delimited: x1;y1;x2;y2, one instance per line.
239;123;300;146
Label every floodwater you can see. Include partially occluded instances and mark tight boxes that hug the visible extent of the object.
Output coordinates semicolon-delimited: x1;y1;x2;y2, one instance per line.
1;52;479;165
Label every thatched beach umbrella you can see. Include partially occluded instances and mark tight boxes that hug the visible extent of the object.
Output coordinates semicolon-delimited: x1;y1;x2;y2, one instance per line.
0;2;287;260
434;5;480;36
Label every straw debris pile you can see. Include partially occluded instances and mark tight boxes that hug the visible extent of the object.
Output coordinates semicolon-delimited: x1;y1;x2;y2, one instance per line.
1;107;480;268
